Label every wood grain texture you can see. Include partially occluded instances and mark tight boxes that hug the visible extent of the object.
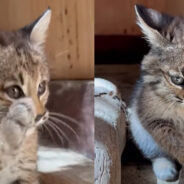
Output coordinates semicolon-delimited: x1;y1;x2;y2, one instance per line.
95;0;184;35
0;0;94;79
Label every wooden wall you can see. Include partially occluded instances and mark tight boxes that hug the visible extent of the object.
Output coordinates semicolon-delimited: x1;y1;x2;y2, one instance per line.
0;0;94;79
95;0;184;35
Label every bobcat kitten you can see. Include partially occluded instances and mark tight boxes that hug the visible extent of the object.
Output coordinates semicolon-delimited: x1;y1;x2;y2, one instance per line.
129;5;184;183
0;10;51;184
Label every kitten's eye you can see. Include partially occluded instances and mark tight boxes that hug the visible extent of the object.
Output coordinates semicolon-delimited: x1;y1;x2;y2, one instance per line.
171;76;184;85
38;81;46;96
5;86;24;99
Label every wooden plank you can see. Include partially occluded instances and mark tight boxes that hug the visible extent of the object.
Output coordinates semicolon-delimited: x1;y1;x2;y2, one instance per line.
95;0;166;35
0;0;94;79
95;0;184;35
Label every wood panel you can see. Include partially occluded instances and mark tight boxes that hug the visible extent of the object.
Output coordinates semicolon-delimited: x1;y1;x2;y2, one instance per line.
95;0;184;35
0;0;94;79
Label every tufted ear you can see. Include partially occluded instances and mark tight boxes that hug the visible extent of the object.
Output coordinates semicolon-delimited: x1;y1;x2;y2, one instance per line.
135;4;174;48
22;9;51;49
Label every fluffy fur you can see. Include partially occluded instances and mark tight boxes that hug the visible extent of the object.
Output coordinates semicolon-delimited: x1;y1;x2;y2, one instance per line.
129;5;184;183
37;146;92;173
0;9;51;184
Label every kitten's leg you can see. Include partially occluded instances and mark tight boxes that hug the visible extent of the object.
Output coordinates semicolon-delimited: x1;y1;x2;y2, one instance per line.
17;146;39;184
0;98;39;184
144;119;184;164
7;99;39;184
14;166;39;184
0;98;36;152
129;107;179;181
152;157;178;181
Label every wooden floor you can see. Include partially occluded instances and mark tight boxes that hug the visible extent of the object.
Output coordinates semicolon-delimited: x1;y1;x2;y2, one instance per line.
96;64;179;184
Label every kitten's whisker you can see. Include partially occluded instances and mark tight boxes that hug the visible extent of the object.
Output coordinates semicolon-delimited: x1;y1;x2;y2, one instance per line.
47;121;65;145
43;123;56;144
49;112;79;125
47;120;71;145
38;124;44;132
161;101;175;118
49;116;80;142
46;121;64;146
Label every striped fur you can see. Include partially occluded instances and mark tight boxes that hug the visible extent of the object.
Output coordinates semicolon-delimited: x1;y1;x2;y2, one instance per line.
129;5;184;182
0;10;51;184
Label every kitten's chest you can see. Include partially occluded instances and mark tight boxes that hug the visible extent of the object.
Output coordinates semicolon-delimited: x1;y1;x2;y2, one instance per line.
0;158;20;184
172;108;184;130
0;131;38;183
157;105;184;131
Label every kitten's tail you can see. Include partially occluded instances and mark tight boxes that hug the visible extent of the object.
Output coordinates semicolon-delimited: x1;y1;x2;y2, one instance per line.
37;146;93;173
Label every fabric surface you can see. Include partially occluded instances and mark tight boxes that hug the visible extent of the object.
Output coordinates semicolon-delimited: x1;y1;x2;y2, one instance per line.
38;80;94;184
95;78;126;184
39;80;94;158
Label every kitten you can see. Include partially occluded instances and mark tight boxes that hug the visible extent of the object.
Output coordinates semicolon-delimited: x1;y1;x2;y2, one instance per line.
129;5;184;183
0;9;51;184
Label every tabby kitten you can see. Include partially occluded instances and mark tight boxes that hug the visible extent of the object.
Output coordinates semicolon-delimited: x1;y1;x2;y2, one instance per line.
0;10;51;184
129;5;184;183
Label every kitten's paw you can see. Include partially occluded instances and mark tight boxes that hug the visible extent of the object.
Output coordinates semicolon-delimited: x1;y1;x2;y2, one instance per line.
153;157;179;182
0;98;36;148
8;98;36;128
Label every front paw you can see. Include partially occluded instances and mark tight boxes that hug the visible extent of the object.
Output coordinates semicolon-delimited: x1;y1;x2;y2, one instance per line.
0;98;36;148
8;98;36;128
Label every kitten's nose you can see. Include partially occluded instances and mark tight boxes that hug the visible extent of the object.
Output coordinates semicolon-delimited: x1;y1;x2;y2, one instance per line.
35;112;46;122
35;115;43;122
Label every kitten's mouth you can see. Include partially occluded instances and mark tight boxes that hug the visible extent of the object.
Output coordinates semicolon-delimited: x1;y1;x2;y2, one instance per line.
36;111;49;127
175;96;183;103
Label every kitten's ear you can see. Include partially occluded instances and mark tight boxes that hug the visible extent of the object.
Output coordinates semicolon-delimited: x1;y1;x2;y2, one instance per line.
22;9;51;49
135;4;174;48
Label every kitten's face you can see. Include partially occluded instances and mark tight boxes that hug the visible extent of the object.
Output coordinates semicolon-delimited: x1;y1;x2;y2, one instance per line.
136;5;184;105
0;10;51;125
143;48;184;105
